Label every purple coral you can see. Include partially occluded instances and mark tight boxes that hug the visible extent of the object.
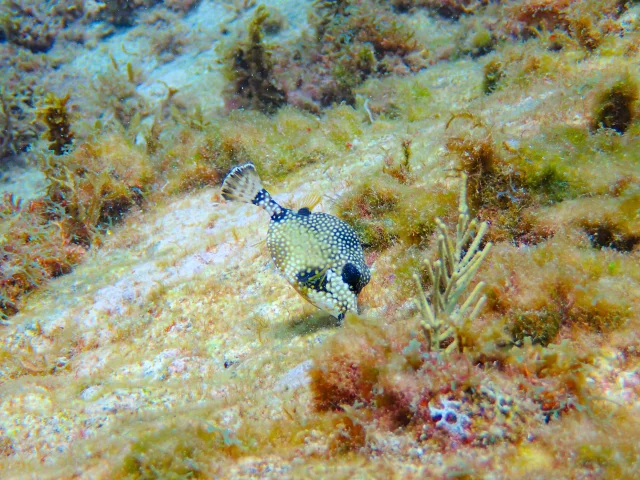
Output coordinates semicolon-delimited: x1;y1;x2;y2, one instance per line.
429;397;471;439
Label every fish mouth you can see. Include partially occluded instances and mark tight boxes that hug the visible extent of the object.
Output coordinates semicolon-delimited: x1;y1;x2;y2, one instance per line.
293;270;358;320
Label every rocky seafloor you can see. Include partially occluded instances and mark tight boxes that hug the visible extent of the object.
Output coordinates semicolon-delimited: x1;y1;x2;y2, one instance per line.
1;0;640;478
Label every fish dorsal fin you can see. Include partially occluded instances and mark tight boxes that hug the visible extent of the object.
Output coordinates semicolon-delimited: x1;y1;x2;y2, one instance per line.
290;192;322;212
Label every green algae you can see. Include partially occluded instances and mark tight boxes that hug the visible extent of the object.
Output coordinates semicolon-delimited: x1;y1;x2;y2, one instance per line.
591;74;639;134
511;309;562;346
37;92;74;155
518;125;640;198
118;420;244;478
220;5;286;114
335;173;456;250
483;59;505;94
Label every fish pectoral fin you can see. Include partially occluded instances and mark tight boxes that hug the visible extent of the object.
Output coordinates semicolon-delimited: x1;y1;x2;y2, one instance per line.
295;266;331;292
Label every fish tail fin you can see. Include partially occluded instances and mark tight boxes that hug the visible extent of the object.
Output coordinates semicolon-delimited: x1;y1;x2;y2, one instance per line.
221;163;264;204
222;162;286;219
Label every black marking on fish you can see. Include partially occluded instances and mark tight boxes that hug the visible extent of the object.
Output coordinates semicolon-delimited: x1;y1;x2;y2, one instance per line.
341;262;364;294
252;189;269;206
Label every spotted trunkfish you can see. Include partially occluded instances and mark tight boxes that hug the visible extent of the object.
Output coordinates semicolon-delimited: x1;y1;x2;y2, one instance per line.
221;163;370;322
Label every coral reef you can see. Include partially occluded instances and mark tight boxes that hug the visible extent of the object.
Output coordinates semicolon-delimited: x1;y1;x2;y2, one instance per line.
413;174;492;353
255;0;430;112
391;0;481;19
0;0;640;477
0;0;83;53
309;0;424;101
101;0;161;27
504;0;627;50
